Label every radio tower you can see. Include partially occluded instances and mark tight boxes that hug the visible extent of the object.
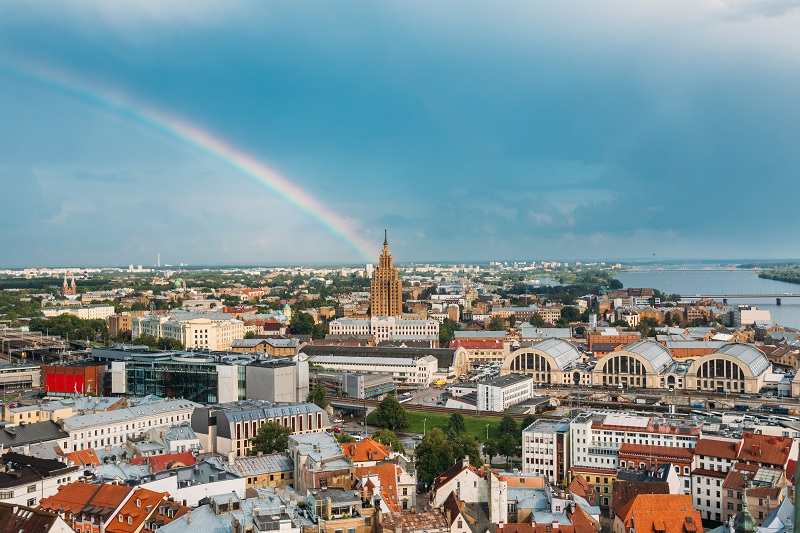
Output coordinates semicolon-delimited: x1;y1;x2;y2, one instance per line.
157;253;161;268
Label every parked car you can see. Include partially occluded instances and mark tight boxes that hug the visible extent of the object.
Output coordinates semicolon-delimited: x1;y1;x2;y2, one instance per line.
332;418;343;423
740;394;751;399
412;435;424;441
331;427;342;433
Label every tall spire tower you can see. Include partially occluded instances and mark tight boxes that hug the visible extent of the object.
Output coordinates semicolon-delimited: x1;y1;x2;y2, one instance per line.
370;230;403;317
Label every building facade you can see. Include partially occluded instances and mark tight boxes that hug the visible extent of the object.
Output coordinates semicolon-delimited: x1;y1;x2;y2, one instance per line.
370;232;403;318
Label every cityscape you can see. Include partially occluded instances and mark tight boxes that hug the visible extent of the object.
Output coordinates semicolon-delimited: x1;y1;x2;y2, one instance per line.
2;3;800;533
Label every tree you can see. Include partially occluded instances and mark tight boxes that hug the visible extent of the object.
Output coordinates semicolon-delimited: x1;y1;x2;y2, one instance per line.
488;316;506;331
498;433;518;464
414;428;454;487
290;311;315;335
439;318;462;348
508;314;517;328
250;421;292;455
560;306;581;323
453;435;482;467
483;439;498;464
499;414;517;437
374;395;408;430
244;331;256;339
336;433;357;444
521;414;536;432
448;411;467;437
372;428;405;454
307;384;329;409
609;279;624;290
529;313;545;327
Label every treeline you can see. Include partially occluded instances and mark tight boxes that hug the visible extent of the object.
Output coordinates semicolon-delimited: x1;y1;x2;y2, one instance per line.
759;266;800;285
28;315;108;342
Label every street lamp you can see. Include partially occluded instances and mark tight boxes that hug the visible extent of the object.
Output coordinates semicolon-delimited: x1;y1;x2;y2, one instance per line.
424;418;427;436
486;424;490;440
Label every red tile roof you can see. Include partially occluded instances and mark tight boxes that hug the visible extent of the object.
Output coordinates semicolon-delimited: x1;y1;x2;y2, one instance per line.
738;433;793;467
355;463;401;512
129;452;196;473
342;438;392;463
618;443;694;460
616;494;703;533
39;481;131;516
694;437;741;460
65;448;101;467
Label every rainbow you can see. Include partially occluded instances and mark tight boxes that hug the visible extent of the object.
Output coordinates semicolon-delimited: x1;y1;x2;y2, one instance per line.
0;57;377;262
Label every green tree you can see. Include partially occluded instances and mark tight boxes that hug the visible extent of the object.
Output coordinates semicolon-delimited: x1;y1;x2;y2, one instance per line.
521;414;536;432
529;313;545;327
560;306;581;323
508;314;517;328
488;316;506;331
244;331;256;339
447;411;467;437
609;279;624;290
336;433;357;444
439;318;463;348
250;421;292;455
372;428;405;454
499;414;518;437
414;428;454;487
483;439;498;464
374;395;409;430
312;322;329;340
156;337;185;350
307;384;330;409
453;434;482;467
290;311;315;335
498;433;519;464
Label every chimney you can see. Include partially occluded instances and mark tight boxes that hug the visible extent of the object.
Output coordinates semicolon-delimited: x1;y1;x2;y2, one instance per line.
552;521;559;529
187;511;192;524
462;456;470;468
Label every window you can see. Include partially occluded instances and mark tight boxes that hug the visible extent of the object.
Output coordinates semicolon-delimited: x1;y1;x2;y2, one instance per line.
27;498;36;506
27;484;36;493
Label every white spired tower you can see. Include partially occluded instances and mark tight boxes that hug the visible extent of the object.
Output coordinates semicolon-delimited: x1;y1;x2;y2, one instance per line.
157;253;161;268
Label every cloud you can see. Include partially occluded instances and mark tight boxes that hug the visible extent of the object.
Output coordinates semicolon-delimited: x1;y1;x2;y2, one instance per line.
72;169;135;183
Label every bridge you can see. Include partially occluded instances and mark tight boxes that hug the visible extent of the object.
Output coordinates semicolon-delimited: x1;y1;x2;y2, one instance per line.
680;294;800;305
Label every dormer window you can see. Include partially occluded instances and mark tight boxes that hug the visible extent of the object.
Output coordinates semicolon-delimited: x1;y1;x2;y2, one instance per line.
128;516;133;525
136;499;141;507
119;515;124;523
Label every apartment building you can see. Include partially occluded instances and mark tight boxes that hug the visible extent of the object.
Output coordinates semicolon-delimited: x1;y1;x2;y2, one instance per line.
0;453;79;507
521;418;570;483
59;398;199;452
42;304;115;321
570;412;701;506
132;312;245;351
191;400;330;457
329;316;440;347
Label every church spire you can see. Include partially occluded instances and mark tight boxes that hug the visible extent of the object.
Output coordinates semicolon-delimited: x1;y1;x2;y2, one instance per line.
384;229;388;246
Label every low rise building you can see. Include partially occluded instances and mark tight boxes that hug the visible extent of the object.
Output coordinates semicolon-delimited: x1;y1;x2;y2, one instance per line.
42;304;115;321
0;452;79;507
329;316;440;347
476;374;534;412
191;400;329;457
288;432;353;493
221;452;294;489
612;494;702;533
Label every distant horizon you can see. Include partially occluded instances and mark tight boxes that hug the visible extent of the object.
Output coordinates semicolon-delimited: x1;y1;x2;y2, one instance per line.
3;258;800;271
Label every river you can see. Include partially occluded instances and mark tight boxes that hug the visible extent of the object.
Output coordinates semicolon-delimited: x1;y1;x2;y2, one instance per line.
615;268;800;329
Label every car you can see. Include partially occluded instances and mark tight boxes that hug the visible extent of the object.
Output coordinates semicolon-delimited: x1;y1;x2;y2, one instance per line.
740;394;751;399
412;435;424;441
682;390;690;395
332;418;343;423
331;427;342;433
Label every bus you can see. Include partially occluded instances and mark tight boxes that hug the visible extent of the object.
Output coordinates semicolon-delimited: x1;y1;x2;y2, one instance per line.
398;393;413;403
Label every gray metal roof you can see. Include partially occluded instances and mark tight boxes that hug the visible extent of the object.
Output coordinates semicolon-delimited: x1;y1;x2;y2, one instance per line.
222;453;293;477
622;340;675;372
529;338;582;370
0;421;69;447
713;343;771;377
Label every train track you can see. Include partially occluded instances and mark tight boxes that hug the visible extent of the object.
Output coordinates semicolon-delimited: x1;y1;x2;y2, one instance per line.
331;398;558;421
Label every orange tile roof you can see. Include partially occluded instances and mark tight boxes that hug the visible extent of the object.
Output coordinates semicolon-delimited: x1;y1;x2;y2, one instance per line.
616;494;703;533
342;438;391;463
694;437;740;460
569;474;600;505
355;463;400;512
106;488;168;533
65;448;101;467
39;481;131;516
738;433;793;467
129;451;196;473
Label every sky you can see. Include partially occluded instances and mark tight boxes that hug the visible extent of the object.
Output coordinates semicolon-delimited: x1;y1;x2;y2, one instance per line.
1;0;799;267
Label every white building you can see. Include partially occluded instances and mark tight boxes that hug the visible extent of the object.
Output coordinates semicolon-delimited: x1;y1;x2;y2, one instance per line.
0;453;79;507
328;316;439;346
59;399;199;452
41;304;115;320
304;354;439;387
132;312;245;350
476;373;534;412
521;418;570;483
736;306;771;326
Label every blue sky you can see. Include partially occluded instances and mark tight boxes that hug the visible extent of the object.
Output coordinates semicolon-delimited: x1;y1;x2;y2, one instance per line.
1;1;799;267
